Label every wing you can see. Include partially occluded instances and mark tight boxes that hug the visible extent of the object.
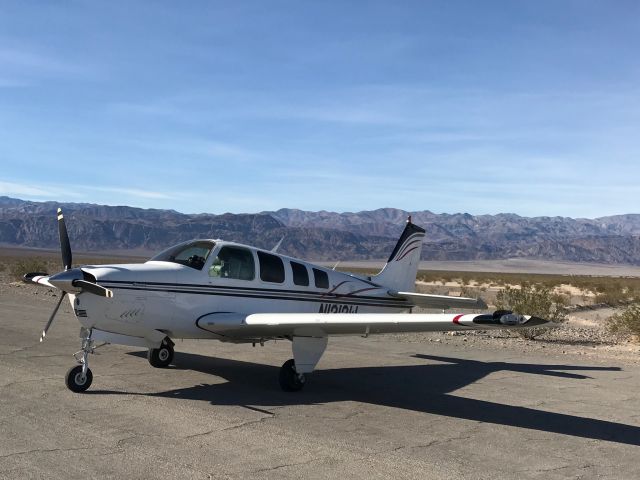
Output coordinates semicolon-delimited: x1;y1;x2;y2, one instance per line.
232;311;547;338
390;291;487;310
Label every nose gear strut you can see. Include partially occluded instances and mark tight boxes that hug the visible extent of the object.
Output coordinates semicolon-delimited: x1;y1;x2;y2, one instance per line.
65;328;106;393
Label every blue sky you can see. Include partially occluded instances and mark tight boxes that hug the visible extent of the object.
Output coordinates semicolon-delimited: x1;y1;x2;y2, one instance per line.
1;1;638;217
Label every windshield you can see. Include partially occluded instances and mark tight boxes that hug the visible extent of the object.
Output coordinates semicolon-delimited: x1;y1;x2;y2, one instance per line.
149;240;215;270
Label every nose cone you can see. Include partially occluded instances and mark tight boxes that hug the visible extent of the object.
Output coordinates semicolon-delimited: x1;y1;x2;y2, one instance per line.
48;268;84;293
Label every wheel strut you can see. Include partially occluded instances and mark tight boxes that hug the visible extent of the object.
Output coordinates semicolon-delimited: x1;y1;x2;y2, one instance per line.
67;328;100;393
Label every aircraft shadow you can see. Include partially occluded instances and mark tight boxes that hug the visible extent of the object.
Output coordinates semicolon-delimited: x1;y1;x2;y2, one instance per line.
95;351;638;446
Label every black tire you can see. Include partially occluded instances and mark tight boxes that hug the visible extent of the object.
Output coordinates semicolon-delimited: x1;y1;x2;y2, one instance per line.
279;359;305;392
65;365;93;393
148;343;174;368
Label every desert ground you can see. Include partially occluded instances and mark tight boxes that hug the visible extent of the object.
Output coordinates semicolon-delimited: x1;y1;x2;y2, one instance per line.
0;253;639;479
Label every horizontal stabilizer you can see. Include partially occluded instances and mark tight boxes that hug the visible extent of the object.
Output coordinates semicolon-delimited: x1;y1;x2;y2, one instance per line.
390;291;487;310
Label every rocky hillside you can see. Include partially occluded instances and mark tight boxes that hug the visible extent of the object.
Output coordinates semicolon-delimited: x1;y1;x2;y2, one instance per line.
1;197;639;264
268;208;640;264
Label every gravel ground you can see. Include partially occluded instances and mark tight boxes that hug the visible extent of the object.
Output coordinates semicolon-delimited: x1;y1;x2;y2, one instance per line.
2;274;639;479
388;308;640;365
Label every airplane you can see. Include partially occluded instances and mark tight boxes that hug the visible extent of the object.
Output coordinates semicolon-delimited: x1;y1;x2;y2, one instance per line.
24;209;548;393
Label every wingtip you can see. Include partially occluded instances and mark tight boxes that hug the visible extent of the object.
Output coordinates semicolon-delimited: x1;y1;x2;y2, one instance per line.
526;316;550;327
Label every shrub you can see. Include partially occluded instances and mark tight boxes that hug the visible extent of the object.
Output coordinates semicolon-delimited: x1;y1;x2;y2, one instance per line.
8;258;49;282
608;304;640;339
495;283;568;340
594;284;635;306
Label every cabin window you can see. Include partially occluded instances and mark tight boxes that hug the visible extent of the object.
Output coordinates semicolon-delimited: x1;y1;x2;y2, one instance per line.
290;261;309;286
149;240;215;270
209;246;255;280
313;268;329;289
257;251;285;283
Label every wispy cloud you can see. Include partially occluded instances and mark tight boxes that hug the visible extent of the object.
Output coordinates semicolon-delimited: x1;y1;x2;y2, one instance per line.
120;137;256;161
0;46;95;83
88;186;172;200
0;77;29;88
0;180;82;199
0;180;172;202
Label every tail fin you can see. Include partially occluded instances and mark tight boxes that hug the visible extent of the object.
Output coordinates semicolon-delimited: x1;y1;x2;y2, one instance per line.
371;217;425;292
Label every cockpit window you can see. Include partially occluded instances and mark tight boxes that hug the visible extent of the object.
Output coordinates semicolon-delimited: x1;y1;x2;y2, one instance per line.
209;246;255;280
150;240;215;270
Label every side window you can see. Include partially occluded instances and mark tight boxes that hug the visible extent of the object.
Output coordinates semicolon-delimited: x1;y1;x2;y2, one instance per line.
313;268;329;289
209;246;255;280
291;261;309;286
257;251;285;283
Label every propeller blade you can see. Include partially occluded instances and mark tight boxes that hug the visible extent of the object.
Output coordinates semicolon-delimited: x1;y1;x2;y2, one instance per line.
40;292;67;342
72;279;114;298
57;208;72;271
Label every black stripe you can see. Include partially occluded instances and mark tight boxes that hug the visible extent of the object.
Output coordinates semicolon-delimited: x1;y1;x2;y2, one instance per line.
100;279;382;295
99;280;402;304
395;238;424;260
104;284;408;308
387;222;426;262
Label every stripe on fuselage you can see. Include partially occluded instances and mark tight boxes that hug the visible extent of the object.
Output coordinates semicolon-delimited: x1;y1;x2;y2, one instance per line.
98;281;409;309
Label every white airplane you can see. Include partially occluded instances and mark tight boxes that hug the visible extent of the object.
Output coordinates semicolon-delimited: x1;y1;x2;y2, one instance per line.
24;209;548;393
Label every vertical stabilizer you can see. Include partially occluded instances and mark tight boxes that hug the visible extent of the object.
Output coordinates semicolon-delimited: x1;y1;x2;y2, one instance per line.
371;217;425;292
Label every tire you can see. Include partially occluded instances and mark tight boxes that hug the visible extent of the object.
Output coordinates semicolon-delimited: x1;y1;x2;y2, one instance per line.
148;343;174;368
65;365;93;393
279;359;305;392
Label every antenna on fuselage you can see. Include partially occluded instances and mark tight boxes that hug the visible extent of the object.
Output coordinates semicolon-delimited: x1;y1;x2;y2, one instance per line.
271;235;285;253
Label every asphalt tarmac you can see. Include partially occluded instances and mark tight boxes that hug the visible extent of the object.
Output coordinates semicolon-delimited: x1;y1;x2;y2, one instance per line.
1;290;638;479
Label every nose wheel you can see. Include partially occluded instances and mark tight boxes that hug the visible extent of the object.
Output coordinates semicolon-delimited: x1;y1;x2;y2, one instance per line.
148;338;174;368
65;365;93;393
279;359;306;392
66;328;100;393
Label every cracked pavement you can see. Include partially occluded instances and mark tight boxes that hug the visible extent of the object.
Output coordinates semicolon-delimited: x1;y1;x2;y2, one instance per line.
0;290;639;479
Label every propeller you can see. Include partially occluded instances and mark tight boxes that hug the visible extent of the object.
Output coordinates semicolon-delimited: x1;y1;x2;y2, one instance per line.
40;292;67;342
57;208;72;271
71;279;113;298
23;207;113;342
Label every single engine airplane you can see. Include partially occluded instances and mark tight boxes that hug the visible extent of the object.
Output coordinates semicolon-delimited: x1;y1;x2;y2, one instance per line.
24;209;548;393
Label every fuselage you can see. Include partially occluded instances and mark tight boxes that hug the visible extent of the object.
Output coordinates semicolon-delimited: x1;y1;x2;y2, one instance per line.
71;239;411;341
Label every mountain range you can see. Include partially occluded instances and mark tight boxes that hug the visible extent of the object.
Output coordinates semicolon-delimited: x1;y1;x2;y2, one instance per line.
1;196;639;265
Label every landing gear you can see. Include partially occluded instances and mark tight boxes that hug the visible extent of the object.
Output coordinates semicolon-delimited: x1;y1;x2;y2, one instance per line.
148;338;174;368
279;359;305;392
278;335;328;391
65;365;93;393
66;328;97;393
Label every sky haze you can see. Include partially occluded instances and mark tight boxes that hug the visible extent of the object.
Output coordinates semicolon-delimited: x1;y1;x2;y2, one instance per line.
1;1;638;217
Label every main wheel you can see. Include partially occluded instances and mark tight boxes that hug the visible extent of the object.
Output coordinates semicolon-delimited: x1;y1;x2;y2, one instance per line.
279;359;305;392
148;342;174;368
65;365;93;393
